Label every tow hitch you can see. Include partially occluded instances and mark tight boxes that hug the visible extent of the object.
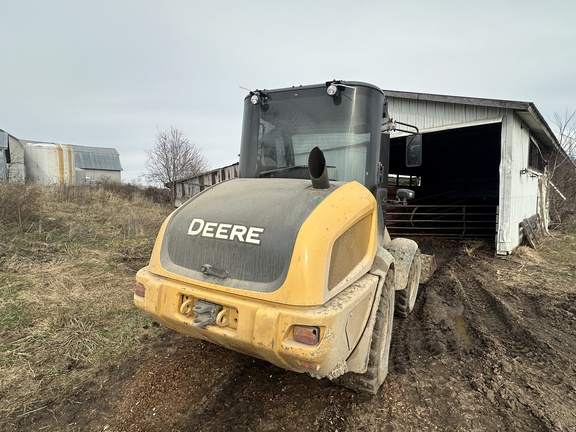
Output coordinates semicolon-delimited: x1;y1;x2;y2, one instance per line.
191;300;222;328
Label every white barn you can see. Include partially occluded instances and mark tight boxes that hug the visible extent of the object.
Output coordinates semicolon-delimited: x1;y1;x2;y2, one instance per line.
0;130;122;185
23;141;122;185
383;90;563;255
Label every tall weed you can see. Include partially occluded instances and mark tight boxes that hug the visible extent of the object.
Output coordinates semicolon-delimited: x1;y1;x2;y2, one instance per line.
0;183;42;227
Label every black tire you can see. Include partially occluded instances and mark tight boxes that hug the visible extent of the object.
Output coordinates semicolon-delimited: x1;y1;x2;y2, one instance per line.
395;249;421;318
339;273;395;394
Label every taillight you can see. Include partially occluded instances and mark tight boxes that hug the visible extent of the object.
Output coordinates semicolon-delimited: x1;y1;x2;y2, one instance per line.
298;360;320;371
134;282;146;298
293;325;320;345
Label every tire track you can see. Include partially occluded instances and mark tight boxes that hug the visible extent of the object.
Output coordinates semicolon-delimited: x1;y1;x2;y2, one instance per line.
443;255;573;431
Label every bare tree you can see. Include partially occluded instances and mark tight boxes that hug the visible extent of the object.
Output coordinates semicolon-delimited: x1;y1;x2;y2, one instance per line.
548;110;576;227
145;127;208;206
553;110;576;162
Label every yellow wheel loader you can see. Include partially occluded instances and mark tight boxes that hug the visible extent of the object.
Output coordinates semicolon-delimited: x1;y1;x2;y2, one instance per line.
135;81;433;394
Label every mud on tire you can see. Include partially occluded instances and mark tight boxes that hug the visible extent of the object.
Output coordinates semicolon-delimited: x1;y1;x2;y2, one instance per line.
338;272;395;394
395;249;421;317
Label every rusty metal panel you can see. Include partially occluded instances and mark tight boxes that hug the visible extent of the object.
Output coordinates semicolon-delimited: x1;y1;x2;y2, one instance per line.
176;163;239;203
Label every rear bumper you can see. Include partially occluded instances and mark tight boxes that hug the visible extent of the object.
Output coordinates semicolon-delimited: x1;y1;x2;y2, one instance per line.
134;266;378;377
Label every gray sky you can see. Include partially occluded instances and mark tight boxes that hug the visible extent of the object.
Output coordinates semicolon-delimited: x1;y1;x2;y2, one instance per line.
1;0;575;183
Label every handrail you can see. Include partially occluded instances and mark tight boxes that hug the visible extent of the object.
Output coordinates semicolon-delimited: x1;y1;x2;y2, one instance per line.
386;203;497;238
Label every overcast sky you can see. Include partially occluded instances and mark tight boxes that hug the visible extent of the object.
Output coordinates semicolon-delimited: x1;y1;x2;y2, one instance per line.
1;0;575;183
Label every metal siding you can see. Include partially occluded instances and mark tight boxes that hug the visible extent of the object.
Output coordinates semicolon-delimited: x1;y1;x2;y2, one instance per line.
0;151;6;181
388;97;504;133
23;143;62;185
175;163;239;201
75;168;87;185
70;145;122;171
511;116;539;235
82;169;122;183
8;135;26;181
496;112;539;254
0;131;7;149
0;131;7;180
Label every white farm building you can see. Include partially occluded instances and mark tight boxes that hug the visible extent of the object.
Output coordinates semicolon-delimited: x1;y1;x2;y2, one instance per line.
0;130;122;185
383;90;565;255
174;163;238;207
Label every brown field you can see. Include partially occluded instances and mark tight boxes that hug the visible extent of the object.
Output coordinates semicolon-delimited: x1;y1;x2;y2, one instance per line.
1;183;575;431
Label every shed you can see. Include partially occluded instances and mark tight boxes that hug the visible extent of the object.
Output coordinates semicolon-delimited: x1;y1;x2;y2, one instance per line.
174;162;239;206
383;90;563;255
70;145;123;183
0;129;26;181
23;141;122;185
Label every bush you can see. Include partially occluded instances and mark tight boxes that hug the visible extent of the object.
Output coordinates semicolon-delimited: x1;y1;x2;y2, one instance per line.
548;152;576;229
0;183;42;227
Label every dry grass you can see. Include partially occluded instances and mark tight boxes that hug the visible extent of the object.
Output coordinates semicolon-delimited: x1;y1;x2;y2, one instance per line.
0;183;171;421
460;240;485;257
536;225;576;290
495;224;576;291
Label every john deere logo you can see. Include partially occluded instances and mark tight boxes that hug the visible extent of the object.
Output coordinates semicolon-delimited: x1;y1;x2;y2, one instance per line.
187;218;265;245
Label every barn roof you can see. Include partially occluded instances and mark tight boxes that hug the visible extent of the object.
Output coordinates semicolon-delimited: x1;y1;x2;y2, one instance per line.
383;90;562;154
70;145;122;171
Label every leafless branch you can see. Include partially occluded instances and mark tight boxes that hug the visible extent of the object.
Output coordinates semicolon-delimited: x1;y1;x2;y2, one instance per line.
145;127;209;206
548;110;576;227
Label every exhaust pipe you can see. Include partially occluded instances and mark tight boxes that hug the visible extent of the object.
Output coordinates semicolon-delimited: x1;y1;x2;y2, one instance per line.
308;147;330;189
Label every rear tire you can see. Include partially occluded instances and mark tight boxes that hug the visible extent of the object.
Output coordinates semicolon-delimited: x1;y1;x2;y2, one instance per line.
339;273;395;394
368;282;395;388
395;249;421;317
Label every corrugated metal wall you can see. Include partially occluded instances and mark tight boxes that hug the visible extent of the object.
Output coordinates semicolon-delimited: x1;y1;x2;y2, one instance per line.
0;132;122;185
498;114;541;253
176;163;239;205
387;97;505;133
71;145;122;171
0;131;8;180
24;143;75;185
7;135;26;181
22;142;122;185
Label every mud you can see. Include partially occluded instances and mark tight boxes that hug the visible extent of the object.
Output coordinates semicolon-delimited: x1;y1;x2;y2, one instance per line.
10;242;576;431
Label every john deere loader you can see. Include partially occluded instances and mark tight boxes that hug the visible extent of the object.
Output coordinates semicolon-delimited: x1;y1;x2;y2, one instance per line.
134;81;432;394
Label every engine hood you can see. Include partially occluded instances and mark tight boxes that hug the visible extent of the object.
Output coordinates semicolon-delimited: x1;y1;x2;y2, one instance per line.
157;178;339;293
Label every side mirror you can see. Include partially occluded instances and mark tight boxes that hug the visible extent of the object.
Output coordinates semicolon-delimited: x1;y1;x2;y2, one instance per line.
406;134;422;167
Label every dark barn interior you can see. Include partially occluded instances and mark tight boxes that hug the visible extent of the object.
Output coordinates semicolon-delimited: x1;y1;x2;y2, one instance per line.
386;123;502;239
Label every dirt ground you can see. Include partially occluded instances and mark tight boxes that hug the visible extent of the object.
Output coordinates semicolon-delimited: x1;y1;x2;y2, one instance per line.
10;239;576;432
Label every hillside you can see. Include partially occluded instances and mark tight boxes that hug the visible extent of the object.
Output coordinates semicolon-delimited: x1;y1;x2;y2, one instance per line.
1;183;575;431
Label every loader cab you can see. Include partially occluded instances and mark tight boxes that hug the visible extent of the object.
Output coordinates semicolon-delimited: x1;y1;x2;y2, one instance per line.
239;81;387;194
